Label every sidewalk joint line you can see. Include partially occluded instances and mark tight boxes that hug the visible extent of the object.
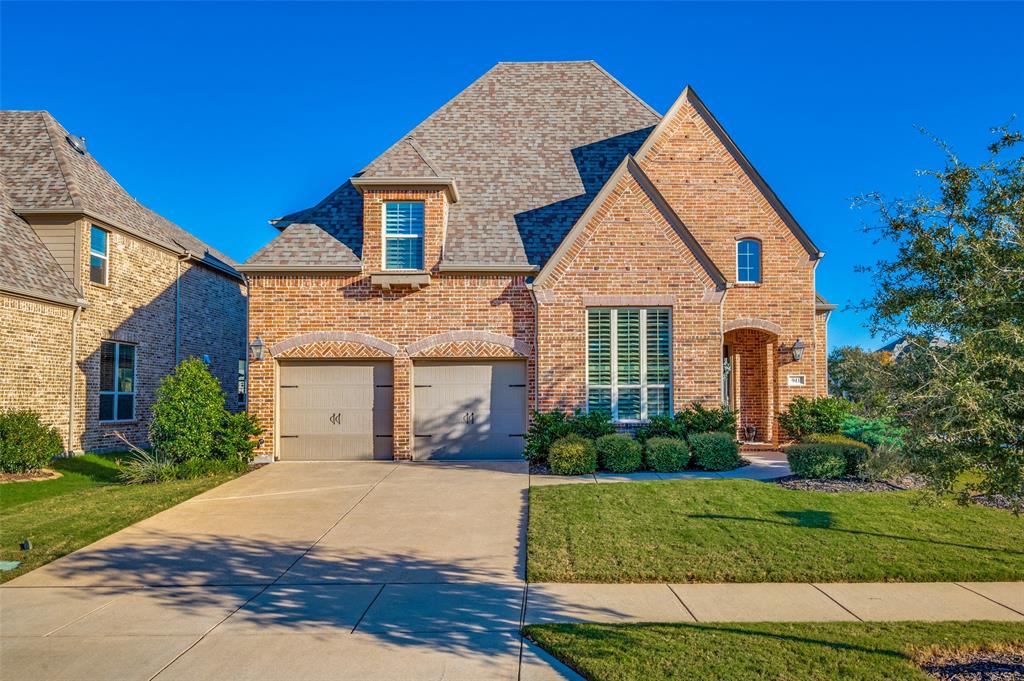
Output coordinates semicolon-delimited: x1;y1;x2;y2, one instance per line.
954;582;1024;618
667;584;699;622
147;464;401;680
42;588;139;637
350;584;387;633
810;584;863;621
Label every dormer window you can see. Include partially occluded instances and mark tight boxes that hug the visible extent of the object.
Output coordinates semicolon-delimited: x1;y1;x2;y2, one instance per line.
737;238;761;284
383;201;424;270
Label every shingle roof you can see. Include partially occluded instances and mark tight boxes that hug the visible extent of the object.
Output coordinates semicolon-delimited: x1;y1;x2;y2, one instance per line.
0;179;81;305
245;222;360;269
0;110;240;281
263;61;660;269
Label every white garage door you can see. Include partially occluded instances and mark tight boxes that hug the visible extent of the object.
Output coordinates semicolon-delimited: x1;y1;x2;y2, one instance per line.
413;360;527;460
278;361;393;460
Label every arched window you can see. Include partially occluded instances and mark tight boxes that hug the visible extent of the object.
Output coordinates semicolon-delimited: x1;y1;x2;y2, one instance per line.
737;239;761;283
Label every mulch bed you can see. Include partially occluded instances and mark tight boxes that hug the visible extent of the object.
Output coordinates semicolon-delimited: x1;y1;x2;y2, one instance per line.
972;494;1022;513
775;474;926;493
0;469;63;484
920;650;1024;680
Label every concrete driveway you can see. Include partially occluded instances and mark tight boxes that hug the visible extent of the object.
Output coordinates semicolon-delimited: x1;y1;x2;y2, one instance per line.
0;461;580;681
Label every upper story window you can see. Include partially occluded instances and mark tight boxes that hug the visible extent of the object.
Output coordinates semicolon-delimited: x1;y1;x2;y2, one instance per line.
99;341;136;422
737;239;761;283
587;308;671;422
89;225;110;285
383;201;425;270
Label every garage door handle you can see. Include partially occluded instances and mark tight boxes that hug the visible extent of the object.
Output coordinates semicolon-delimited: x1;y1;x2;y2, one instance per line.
414;384;432;388
509;384;526;388
414;434;433;438
280;385;298;389
281;435;299;439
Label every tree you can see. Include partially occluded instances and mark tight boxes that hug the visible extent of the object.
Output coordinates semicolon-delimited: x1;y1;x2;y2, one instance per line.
150;358;226;462
828;345;892;414
854;124;1023;510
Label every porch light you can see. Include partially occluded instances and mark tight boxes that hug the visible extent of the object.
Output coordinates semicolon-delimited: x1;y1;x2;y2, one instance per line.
249;336;266;361
790;338;805;362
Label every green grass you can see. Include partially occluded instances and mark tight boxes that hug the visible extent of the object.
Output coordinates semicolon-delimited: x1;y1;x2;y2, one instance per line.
0;453;238;582
525;621;1024;681
527;479;1024;583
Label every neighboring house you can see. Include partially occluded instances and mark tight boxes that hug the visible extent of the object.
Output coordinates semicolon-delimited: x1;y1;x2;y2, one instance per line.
0;111;247;452
877;335;949;360
241;61;834;461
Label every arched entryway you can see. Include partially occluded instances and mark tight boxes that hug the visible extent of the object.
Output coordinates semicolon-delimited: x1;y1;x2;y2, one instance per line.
723;319;780;444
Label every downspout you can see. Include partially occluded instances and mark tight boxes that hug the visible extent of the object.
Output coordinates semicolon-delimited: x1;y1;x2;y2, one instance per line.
67;304;82;454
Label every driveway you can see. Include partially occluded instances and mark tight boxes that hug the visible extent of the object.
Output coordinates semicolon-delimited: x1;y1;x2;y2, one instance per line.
0;461;580;680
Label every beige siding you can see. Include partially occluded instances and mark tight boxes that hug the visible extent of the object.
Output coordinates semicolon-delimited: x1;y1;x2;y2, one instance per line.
29;218;80;287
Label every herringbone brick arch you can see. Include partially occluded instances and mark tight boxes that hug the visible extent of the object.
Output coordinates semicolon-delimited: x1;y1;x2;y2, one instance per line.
275;341;392;359
413;341;522;359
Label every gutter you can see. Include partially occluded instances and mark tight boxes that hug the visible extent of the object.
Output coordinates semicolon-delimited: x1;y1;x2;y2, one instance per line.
0;283;87;309
236;264;362;273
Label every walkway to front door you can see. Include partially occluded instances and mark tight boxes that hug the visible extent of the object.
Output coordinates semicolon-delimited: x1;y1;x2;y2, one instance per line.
0;461;578;680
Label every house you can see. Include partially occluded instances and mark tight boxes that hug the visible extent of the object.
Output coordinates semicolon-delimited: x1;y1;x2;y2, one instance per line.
877;335;949;360
240;61;834;461
0;111;247;453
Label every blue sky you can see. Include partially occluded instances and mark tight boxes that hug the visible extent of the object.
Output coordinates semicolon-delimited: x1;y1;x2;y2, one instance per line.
2;2;1020;350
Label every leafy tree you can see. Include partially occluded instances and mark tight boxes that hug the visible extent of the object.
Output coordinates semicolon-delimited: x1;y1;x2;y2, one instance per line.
854;124;1023;510
150;358;227;463
828;345;893;414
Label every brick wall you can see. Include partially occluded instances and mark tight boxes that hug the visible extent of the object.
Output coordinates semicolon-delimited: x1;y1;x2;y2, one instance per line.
534;168;722;416
0;294;75;447
638;95;822;437
247;273;534;460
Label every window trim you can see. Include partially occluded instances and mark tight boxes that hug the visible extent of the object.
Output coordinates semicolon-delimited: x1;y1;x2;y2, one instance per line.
99;340;136;423
237;358;247;405
585;307;672;423
736;238;762;284
89;225;110;286
381;201;425;272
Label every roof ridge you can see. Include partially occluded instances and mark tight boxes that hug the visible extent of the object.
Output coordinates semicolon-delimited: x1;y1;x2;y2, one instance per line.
405;137;443;177
588;62;661;118
39;112;84;209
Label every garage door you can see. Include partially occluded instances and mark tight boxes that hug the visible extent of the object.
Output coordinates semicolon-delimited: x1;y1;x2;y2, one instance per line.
413;360;527;460
278;361;393;460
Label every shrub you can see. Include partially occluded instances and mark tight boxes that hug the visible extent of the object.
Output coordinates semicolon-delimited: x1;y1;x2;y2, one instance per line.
0;410;62;473
786;443;848;479
548;434;598;475
841;414;906;451
690;432;742;471
151;358;226;463
644;437;690;472
213;412;262;463
635;404;736;443
857;443;910;482
526;410;613;464
596;434;642;473
778;396;853;438
802;433;871;475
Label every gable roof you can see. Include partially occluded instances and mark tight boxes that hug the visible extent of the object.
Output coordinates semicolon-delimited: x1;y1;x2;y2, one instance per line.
242;222;361;271
534;156;727;289
635;86;823;260
263;61;660;269
0;110;241;281
0;179;82;306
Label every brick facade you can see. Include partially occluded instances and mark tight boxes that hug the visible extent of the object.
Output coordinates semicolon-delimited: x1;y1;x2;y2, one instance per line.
1;217;247;452
245;84;830;459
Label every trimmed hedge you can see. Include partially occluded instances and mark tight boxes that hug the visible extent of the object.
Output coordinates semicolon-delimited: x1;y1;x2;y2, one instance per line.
690;432;741;471
0;409;63;473
644;437;690;473
596;434;642;473
786;443;848;479
635;403;736;443
525;410;614;464
549;434;598;476
802;433;871;475
778;396;852;438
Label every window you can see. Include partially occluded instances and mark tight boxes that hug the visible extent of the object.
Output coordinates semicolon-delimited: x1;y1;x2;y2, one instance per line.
587;308;671;421
89;226;110;285
99;341;136;422
737;239;761;283
383;201;424;270
237;359;247;404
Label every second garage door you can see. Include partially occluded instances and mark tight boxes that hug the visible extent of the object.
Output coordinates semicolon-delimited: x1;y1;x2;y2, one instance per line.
278;361;393;461
413;360;527;460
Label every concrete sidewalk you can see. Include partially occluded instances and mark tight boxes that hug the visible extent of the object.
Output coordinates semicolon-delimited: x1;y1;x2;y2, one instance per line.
531;450;790;486
525;581;1024;624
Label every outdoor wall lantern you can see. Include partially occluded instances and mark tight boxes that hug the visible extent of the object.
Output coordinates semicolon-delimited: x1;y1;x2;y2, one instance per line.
249;336;266;361
780;339;805;363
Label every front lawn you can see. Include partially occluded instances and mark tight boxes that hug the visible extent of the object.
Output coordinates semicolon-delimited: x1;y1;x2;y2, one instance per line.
0;452;239;582
527;479;1024;583
525;621;1024;681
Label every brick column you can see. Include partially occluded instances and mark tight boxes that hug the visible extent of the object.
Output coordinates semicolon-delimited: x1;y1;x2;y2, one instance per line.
392;354;413;460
